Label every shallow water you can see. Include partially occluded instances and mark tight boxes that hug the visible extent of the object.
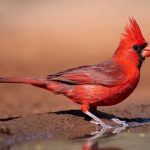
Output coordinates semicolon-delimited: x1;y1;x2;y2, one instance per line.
10;130;150;150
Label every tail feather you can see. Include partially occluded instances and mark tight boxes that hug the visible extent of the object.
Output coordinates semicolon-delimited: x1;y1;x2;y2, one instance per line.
0;76;66;93
0;77;46;85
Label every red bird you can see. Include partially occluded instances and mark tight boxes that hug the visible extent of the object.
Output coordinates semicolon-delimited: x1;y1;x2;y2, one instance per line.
0;18;150;128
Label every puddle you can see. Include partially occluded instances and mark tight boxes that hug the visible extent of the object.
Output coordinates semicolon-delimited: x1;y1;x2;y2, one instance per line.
9;129;150;150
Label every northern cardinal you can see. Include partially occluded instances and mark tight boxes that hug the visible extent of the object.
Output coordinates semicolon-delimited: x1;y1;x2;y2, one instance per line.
0;18;150;128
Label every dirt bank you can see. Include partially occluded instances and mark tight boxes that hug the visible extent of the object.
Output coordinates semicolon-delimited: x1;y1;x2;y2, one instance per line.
0;104;150;148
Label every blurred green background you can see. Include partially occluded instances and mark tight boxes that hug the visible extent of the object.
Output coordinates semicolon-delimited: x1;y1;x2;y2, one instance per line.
0;0;150;117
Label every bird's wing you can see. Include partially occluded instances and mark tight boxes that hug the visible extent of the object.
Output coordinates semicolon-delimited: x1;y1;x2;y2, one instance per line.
47;60;127;86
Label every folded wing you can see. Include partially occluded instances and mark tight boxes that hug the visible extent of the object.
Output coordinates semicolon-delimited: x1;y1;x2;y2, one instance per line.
47;60;127;86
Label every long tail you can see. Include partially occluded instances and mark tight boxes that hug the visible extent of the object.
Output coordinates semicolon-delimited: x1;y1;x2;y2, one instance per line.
0;76;46;85
0;76;67;94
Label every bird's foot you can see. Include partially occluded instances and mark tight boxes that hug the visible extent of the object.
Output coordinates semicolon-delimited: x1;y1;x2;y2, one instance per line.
90;120;112;129
83;109;113;129
89;125;127;140
111;118;128;127
112;126;127;134
90;125;127;138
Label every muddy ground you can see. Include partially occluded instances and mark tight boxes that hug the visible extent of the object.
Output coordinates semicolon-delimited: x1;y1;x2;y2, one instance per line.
0;103;150;148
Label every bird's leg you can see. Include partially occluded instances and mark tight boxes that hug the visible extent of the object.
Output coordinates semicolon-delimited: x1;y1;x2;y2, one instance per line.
81;104;112;129
111;118;128;127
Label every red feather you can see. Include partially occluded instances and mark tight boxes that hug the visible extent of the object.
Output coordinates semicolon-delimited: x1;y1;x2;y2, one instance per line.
48;60;127;86
120;18;145;47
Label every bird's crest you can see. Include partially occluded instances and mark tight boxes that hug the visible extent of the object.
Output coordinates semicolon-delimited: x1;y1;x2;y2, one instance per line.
120;18;145;47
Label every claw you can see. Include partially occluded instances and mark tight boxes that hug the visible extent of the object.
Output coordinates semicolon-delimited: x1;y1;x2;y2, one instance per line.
104;125;113;129
112;126;127;134
111;118;128;127
90;120;113;129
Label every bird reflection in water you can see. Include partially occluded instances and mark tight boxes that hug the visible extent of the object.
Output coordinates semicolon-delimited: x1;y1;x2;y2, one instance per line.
82;126;125;150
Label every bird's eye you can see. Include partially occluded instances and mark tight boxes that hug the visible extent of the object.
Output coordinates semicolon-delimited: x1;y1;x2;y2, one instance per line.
133;45;139;51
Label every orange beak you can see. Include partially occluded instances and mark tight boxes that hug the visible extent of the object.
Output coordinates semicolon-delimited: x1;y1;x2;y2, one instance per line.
142;45;150;57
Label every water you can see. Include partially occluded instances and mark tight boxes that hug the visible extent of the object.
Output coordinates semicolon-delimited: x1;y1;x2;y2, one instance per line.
10;130;150;150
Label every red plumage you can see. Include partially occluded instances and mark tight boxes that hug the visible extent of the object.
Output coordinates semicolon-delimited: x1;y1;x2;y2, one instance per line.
120;18;145;47
0;18;150;127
